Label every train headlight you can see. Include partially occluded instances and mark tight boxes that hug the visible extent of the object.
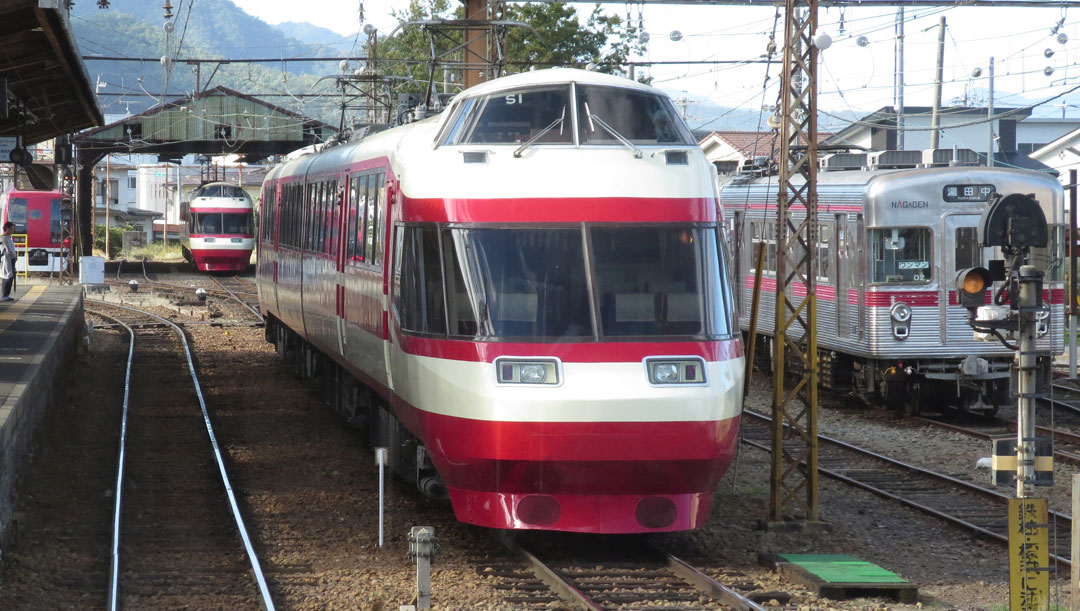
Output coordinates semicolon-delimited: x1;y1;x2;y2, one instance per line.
890;302;912;323
653;363;679;383
520;364;547;383
645;357;707;385
495;358;560;385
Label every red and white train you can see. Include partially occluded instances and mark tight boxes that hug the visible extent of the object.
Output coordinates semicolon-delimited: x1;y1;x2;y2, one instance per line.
180;181;254;272
256;68;744;533
0;186;72;273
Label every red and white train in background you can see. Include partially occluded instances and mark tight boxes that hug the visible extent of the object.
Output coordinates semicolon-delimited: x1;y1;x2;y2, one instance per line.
179;181;255;272
0;186;72;273
719;152;1065;415
256;68;744;533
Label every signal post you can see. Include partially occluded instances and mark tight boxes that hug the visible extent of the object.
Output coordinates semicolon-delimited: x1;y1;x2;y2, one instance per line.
957;193;1053;610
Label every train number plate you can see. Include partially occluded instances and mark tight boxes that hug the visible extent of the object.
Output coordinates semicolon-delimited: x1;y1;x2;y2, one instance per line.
943;184;995;202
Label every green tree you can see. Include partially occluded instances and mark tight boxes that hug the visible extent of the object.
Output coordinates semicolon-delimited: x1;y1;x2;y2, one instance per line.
376;1;647;93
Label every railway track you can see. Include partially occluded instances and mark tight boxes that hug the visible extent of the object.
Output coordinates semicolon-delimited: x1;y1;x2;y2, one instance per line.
110;259;262;324
482;534;777;610
86;300;274;610
741;409;1074;568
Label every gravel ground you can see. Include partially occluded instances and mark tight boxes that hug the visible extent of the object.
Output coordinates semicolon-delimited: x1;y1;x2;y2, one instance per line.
0;283;1069;609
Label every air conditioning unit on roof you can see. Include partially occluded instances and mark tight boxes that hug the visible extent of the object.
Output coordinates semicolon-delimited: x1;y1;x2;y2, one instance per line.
867;149;922;170
819;153;867;171
922;148;980;167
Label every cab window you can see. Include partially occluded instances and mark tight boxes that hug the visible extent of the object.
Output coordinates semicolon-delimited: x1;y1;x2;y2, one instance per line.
443;86;572;145
870;227;932;284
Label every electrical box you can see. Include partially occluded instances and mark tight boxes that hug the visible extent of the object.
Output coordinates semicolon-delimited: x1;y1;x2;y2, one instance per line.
79;256;104;285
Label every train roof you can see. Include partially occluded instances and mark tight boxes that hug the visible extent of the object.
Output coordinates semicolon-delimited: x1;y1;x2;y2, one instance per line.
454;67;660;99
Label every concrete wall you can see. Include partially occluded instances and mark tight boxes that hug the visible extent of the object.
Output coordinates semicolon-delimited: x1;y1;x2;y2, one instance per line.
0;289;84;548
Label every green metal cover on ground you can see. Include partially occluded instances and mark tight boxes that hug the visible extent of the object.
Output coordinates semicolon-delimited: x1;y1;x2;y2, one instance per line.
778;554;908;584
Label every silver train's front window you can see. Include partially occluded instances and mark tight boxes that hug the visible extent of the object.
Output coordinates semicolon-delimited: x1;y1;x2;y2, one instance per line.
443;86;572;145
870;227;932;284
395;225;733;340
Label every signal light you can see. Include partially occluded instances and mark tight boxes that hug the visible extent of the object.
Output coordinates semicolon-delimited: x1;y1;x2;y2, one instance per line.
955;267;992;310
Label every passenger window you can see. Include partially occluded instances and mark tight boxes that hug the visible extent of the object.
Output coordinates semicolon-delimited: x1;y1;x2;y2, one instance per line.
453;86;571;145
954;227;980;271
397;225;447;335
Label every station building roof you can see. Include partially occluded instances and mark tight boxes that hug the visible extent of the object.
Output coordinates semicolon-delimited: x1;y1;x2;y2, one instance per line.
0;0;103;145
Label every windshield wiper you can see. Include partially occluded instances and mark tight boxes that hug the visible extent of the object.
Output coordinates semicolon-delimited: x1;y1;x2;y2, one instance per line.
514;107;566;158
583;102;642;159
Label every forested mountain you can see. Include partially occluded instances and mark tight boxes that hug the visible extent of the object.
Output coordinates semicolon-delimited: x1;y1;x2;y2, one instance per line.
72;0;350;122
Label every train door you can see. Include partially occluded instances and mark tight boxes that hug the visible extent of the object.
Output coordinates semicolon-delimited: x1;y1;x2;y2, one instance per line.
731;211;743;319
943;214;992;341
835;214;851;338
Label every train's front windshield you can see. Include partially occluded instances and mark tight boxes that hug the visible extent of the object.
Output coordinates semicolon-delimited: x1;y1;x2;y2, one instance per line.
195;184;249;199
394;224;734;341
192;212;252;235
439;83;694;147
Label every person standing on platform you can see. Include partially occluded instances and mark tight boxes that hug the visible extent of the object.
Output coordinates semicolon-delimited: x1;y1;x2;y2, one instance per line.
1;222;17;302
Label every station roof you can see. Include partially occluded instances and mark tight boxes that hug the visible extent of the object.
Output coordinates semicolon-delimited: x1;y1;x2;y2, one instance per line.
0;0;103;144
74;86;337;163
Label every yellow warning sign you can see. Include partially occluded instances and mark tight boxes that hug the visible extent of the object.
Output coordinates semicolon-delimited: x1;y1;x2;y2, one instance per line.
1009;497;1050;610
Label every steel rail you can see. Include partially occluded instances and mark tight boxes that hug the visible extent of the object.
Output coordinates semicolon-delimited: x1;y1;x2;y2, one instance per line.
654;547;766;611
87;300;276;610
86;307;135;611
912;415;1080;466
212;275;263;322
507;540;602;611
742;409;1073;567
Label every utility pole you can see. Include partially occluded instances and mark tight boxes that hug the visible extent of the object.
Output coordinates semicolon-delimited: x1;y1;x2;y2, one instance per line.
930;16;946;150
771;0;820;524
895;6;905;150
105;155;110;258
988;56;995;167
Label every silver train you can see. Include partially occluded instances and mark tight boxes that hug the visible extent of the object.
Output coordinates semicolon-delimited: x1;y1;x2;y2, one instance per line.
719;150;1065;415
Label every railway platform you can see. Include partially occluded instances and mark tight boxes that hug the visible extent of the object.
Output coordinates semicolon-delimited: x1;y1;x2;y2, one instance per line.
0;280;84;548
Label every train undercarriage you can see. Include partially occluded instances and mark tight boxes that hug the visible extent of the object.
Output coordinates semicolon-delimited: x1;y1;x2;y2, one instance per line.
265;316;449;500
751;334;1027;417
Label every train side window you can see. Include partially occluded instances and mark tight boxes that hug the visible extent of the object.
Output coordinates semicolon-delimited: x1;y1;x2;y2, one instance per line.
357;175;371;261
870;227;932;284
346;176;360;260
328;180;340;255
364;174;379;263
8;198;26;233
441;228;477;336
397;225;447;335
373;173;385;268
49;199;62;243
817;224;832;282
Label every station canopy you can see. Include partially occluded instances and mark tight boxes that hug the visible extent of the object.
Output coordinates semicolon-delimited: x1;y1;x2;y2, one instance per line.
74;86;336;163
0;0;103;144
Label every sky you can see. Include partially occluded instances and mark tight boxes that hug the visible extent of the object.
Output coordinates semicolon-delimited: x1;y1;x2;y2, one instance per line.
228;0;1080;123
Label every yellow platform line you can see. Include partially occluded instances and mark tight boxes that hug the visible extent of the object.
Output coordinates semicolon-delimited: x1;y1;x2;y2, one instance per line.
0;286;46;334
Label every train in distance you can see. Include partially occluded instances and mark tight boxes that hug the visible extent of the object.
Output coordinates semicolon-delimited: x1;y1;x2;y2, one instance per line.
719;152;1065;416
0;186;72;273
255;67;744;533
179;181;255;272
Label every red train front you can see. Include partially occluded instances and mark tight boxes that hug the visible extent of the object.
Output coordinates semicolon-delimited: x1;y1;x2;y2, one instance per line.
0;186;72;273
257;68;744;533
180;181;254;272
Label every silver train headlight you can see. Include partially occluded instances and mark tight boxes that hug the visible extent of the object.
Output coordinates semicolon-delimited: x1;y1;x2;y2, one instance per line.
495;358;560;385
890;302;912;323
644;357;707;385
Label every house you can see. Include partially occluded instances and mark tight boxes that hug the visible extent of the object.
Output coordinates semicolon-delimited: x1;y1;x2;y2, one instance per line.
699;130;833;175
